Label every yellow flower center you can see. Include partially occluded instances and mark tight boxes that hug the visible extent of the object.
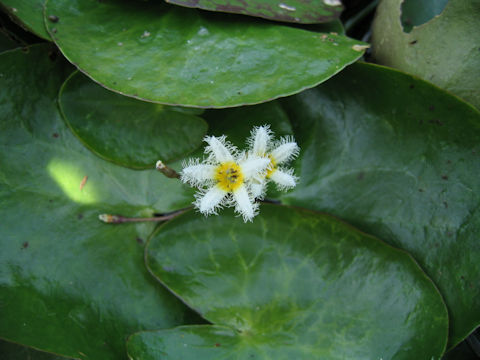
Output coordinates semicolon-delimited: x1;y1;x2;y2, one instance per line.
266;155;277;178
215;162;244;192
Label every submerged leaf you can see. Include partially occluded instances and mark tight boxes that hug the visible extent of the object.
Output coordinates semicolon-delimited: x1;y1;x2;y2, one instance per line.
372;0;480;109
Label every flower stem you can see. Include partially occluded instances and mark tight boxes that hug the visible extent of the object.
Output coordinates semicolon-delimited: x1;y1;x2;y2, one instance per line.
99;209;187;224
156;160;180;179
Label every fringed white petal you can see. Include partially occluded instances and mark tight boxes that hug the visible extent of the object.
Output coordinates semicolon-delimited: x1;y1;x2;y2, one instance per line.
239;155;270;179
233;184;258;222
270;168;297;191
271;137;300;164
247;125;273;156
195;185;227;215
250;181;267;200
204;135;235;163
180;163;216;187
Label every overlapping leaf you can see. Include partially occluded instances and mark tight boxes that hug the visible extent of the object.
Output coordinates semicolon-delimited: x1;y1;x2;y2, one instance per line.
279;62;480;346
372;0;480;109
164;0;343;24
0;0;50;40
0;44;197;360
44;0;365;108
59;71;208;169
130;205;448;359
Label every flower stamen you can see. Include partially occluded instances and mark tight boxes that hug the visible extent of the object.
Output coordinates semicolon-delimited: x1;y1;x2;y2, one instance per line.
266;155;277;178
215;162;244;192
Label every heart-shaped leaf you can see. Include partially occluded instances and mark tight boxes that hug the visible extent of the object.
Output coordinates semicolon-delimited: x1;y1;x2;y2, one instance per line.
279;62;480;347
44;0;366;108
0;0;50;40
372;0;480;109
164;0;343;24
0;44;197;360
132;205;448;359
58;71;208;169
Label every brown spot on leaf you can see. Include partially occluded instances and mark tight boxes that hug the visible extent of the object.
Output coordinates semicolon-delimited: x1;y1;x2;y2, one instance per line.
136;237;144;244
441;175;448;180
409;40;417;45
53;133;59;138
22;242;29;249
79;176;88;191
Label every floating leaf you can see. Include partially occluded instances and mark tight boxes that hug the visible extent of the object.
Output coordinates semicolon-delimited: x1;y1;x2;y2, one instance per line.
0;0;50;40
164;0;343;24
0;44;196;360
132;205;448;360
372;0;480;109
59;71;208;169
279;62;480;346
44;0;365;108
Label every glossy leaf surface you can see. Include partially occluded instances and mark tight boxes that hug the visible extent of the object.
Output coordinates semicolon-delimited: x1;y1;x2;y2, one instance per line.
164;0;343;24
59;71;207;169
372;0;480;109
0;44;195;360
135;205;448;359
0;0;50;39
44;0;365;108
280;62;480;346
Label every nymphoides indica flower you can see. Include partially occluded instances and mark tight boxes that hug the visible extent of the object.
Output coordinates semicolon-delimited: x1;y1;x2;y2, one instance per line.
180;135;270;222
247;125;300;199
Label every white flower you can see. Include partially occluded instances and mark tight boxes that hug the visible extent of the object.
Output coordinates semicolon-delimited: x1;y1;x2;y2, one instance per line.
181;135;270;222
247;125;300;199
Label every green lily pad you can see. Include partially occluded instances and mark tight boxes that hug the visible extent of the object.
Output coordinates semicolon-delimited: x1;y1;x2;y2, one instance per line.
44;0;366;108
164;0;343;24
132;205;448;359
0;0;50;40
58;71;208;169
279;62;480;347
0;44;197;359
372;0;480;109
